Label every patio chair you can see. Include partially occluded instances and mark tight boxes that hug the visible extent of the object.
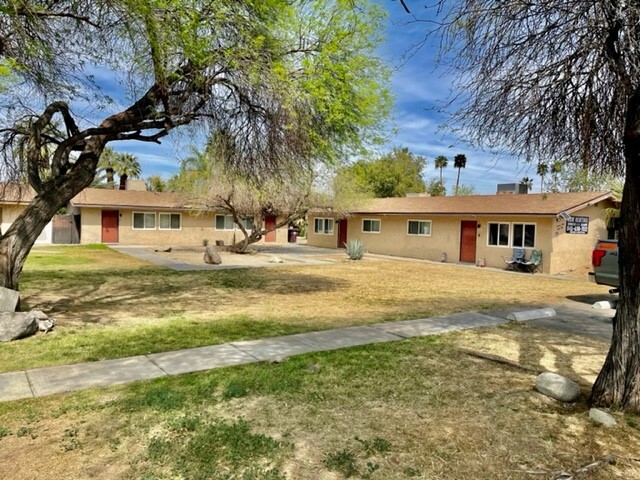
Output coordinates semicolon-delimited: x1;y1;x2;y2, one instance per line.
519;249;542;273
503;248;525;271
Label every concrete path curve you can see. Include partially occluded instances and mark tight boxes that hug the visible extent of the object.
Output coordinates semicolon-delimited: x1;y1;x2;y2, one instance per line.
0;302;614;403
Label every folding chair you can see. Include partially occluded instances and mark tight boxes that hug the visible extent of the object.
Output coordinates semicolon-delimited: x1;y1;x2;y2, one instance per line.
503;248;525;271
519;250;542;273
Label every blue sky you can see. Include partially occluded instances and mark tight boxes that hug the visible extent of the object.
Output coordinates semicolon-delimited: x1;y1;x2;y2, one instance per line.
98;2;539;195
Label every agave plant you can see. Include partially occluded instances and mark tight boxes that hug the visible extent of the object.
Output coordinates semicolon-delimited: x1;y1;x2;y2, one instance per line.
345;239;365;260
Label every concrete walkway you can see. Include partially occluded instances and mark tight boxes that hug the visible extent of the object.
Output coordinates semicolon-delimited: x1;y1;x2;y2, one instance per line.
0;311;507;402
0;301;616;403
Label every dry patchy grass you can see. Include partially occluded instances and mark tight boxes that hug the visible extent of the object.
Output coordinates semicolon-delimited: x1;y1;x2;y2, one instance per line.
0;245;612;371
0;325;638;480
22;246;608;329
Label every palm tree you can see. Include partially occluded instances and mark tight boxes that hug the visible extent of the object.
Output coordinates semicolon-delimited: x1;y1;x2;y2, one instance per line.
604;177;624;229
520;176;533;193
550;160;563;192
96;147;119;188
434;155;448;184
112;153;141;190
536;163;549;192
453;153;467;195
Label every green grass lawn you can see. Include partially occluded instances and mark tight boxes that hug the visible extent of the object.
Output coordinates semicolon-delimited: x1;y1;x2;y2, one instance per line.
0;246;636;479
0;326;638;479
0;244;612;372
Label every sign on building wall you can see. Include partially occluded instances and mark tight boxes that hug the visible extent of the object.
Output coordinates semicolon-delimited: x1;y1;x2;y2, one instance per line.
566;216;589;234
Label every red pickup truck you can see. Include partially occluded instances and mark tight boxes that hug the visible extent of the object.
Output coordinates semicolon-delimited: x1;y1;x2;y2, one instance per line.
591;239;619;290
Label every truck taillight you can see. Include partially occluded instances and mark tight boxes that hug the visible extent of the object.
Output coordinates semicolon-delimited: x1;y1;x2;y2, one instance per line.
592;249;606;267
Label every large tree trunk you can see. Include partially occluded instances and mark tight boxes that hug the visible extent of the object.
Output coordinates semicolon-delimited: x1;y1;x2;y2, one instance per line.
0;195;62;290
590;90;640;411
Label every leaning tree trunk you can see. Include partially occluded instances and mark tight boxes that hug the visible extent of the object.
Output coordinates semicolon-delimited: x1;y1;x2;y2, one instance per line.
590;90;640;412
0;191;71;290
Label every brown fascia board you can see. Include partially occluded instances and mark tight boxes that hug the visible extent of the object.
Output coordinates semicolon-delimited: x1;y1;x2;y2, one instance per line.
349;192;614;218
562;192;614;215
349;211;561;217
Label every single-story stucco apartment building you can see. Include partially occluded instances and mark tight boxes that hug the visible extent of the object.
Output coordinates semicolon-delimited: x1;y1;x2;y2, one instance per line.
307;191;614;275
0;184;289;246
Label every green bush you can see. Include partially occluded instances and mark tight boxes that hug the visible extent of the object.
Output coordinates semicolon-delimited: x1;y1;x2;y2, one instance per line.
345;239;365;260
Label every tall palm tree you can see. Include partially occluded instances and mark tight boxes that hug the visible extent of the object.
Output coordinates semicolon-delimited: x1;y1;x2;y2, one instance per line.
453;153;467;195
520;176;533;193
113;153;141;190
434;155;448;184
536;162;549;192
604;177;624;228
96;147;119;188
550;160;563;192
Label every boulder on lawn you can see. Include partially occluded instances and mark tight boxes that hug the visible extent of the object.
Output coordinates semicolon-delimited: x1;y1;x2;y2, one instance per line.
535;372;581;402
0;286;20;312
0;310;56;342
589;408;617;427
28;310;56;333
0;312;38;342
203;245;222;265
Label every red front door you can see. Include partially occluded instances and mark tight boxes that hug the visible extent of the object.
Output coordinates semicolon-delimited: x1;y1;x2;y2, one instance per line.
337;219;348;248
264;215;277;242
459;220;477;263
101;210;119;243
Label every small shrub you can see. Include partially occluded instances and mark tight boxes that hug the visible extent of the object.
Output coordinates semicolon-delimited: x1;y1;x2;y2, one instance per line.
202;239;209;247
324;449;359;478
346;239;365;260
222;381;248;399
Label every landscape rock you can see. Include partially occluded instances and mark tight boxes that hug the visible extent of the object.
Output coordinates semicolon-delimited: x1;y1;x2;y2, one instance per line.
0;310;56;341
203;245;222;265
0;286;20;312
589;408;617;427
0;312;38;342
28;310;56;333
534;372;581;402
269;256;284;263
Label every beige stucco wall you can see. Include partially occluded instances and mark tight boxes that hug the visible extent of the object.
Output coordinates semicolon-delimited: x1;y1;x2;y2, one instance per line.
345;215;465;262
1;205;52;244
475;216;554;273
309;208;609;275
306;215;340;248
548;203;610;275
79;207;288;246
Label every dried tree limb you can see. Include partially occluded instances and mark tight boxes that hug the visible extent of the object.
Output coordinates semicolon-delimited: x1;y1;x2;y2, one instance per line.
459;349;543;374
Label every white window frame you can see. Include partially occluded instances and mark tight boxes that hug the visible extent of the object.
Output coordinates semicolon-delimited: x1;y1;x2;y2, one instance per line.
159;212;182;231
487;222;510;247
362;218;381;234
511;222;536;248
487;221;537;248
314;217;334;235
407;219;432;237
132;211;156;230
215;214;253;231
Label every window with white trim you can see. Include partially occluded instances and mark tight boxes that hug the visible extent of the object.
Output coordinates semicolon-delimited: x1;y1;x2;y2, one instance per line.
512;223;536;248
215;214;253;231
488;222;509;246
314;217;334;235
133;212;156;230
407;220;431;236
362;219;380;233
159;213;181;230
487;222;536;248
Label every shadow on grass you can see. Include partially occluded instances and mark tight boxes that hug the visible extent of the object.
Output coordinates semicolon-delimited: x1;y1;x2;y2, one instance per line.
20;266;350;323
566;293;617;305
